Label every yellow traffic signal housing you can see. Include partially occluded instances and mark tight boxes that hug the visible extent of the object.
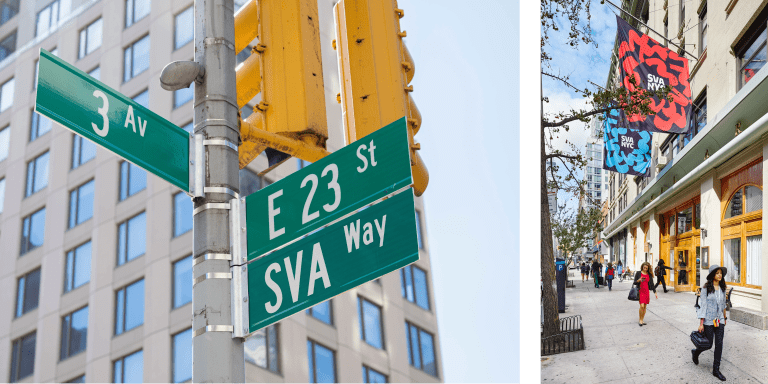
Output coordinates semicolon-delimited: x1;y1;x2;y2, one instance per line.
234;0;329;169
334;0;428;196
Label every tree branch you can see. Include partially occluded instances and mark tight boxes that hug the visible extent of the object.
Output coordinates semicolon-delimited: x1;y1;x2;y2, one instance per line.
542;71;589;95
542;105;618;128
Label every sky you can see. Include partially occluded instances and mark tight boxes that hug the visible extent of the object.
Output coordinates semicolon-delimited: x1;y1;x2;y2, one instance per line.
542;2;620;212
397;0;517;382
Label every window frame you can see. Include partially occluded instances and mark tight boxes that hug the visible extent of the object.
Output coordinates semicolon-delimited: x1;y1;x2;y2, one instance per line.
68;179;95;228
125;0;150;28
9;330;36;382
60;305;88;361
306;299;333;325
113;349;143;383
72;134;96;169
25;151;50;197
123;34;150;83
362;365;388;383
0;124;9;162
172;254;192;308
405;321;438;377
20;207;46;255
307;339;336;384
35;0;63;37
174;7;194;50
173;192;193;237
15;268;41;318
698;5;707;56
30;110;52;142
119;160;147;201
78;17;103;59
114;279;145;335
171;328;192;383
401;264;431;310
0;76;14;112
64;240;92;293
358;296;385;349
0;0;20;27
244;324;280;373
116;211;147;266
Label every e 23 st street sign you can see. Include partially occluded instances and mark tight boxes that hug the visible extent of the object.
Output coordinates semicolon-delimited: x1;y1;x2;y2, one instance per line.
245;117;413;260
247;190;418;332
35;49;190;191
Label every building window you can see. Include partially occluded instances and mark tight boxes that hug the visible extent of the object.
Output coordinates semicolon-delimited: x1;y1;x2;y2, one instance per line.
119;161;147;200
20;208;46;255
115;279;144;335
415;210;424;249
125;0;150;28
405;321;437;376
175;7;193;50
297;159;311;170
60;306;88;360
738;28;767;87
132;89;149;108
173;192;192;237
676;206;693;235
117;212;146;266
26;151;50;197
36;0;67;37
124;35;150;82
306;300;332;325
66;374;85;383
9;331;35;383
362;365;387;383
15;268;41;317
174;87;193;109
88;66;100;81
181;121;193;134
0;0;19;26
721;159;763;288
30;111;53;142
114;350;143;383
685;91;707;146
0;177;4;213
307;340;335;383
172;328;192;383
1;77;14;112
65;241;91;293
72;134;96;169
699;6;707;55
239;168;269;197
69;180;95;228
244;324;279;373
0;125;8;161
358;297;384;349
0;30;15;62
78;18;103;59
173;255;192;308
401;264;430;310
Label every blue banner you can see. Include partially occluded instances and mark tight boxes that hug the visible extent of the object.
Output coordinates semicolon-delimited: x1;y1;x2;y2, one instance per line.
603;109;652;176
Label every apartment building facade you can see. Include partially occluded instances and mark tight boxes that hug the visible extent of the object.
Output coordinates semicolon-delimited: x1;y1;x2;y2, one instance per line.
0;0;442;382
602;0;768;313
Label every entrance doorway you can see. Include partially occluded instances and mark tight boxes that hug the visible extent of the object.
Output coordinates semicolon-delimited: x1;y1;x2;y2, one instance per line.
674;248;693;291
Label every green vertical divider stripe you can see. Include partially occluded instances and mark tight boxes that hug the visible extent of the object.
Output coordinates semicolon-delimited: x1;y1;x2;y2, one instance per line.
519;1;541;383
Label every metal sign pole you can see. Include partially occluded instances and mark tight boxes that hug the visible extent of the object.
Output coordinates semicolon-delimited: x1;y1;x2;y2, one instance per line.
192;0;244;382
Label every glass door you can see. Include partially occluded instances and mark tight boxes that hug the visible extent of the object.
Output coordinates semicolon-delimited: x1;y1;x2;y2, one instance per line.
675;249;693;291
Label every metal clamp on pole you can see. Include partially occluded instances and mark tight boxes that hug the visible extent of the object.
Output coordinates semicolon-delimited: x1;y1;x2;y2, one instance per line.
193;253;232;266
193;202;230;216
204;138;239;152
204;186;238;198
230;193;250;338
193;325;235;338
193;272;232;286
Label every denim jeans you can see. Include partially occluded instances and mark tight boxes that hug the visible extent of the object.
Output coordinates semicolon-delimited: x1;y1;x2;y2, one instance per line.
695;324;725;369
607;278;613;290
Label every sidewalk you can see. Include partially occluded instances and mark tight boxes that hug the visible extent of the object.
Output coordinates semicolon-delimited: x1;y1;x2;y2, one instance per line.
541;270;768;383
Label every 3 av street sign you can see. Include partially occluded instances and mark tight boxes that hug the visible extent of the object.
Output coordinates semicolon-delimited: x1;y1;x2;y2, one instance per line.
247;190;418;332
245;117;413;261
35;49;190;192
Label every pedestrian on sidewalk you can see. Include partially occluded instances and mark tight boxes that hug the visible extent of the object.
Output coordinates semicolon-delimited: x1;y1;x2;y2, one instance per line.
634;262;657;326
606;264;615;291
616;260;624;282
654;259;673;292
591;259;601;288
692;265;729;382
580;262;588;282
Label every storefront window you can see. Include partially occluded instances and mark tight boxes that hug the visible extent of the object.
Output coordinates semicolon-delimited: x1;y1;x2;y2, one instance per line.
723;238;741;284
724;189;743;219
744;185;762;213
746;235;762;286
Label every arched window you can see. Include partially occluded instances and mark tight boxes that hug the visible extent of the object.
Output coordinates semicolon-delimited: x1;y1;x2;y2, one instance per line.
721;159;762;288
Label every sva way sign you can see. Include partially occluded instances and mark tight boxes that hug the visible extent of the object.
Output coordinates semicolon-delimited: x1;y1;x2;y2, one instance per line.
246;190;418;333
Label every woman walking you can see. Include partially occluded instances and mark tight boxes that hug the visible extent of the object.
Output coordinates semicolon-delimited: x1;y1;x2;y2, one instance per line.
655;259;673;292
580;262;588;282
634;262;657;326
692;265;728;381
591;259;601;288
616;260;624;282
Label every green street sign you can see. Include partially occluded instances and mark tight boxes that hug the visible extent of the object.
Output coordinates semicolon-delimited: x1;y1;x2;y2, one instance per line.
245;117;412;261
247;190;418;332
35;49;190;192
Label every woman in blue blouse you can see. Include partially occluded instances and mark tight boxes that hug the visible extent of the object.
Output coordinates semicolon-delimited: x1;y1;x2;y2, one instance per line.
692;265;728;381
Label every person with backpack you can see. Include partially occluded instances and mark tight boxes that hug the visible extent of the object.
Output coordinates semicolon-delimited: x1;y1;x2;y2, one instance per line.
654;259;673;293
580;262;588;282
616;260;624;282
692;265;729;381
605;263;615;291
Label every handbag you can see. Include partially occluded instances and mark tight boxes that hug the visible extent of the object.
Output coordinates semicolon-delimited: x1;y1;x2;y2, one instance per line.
628;286;639;301
690;330;712;349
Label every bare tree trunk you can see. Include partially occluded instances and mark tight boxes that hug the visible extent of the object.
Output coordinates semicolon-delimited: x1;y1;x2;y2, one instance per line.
541;119;560;338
